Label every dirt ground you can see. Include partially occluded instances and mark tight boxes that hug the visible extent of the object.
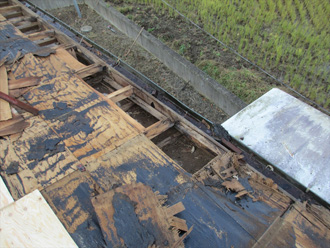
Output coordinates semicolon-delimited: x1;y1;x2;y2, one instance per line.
49;5;228;123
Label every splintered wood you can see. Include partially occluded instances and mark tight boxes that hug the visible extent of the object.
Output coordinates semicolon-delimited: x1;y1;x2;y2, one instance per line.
0;190;78;248
91;183;188;247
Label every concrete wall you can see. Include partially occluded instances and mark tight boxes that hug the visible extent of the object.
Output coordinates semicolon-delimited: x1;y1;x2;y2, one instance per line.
32;0;246;116
85;0;245;116
29;0;84;10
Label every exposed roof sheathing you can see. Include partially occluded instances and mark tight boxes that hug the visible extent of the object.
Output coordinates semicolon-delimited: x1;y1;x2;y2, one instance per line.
0;0;329;247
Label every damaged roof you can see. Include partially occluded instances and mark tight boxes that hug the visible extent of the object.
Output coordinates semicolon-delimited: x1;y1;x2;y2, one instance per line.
0;0;329;247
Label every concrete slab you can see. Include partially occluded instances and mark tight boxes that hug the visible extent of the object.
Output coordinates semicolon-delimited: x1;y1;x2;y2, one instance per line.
222;88;330;204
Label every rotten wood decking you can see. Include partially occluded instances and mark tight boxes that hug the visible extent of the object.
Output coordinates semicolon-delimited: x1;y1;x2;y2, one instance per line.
0;0;329;247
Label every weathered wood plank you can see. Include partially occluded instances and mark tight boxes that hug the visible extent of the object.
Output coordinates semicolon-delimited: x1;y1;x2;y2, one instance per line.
144;118;174;139
0;5;20;14
106;85;133;102
254;203;330;248
0;189;78;248
54;48;86;71
131;95;165;120
0;66;12;121
76;63;103;78
91;183;183;247
0;175;13;209
8;76;40;90
0;114;28;136
165;202;185;217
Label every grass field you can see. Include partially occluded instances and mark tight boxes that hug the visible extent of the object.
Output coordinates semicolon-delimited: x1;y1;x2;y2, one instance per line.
125;0;330;109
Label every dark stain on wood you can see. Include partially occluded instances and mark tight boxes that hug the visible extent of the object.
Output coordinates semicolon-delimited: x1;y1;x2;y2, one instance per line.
113;192;156;248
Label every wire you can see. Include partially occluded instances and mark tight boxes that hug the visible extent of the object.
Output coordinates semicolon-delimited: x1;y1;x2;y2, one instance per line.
159;0;330;115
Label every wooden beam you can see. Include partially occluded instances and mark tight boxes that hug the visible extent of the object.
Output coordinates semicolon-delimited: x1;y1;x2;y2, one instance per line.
103;76;125;90
106;85;133;103
16;21;39;33
76;64;104;78
144;118;174;139
28;29;55;40
0;66;12;121
130;95;166;120
10;16;35;25
0;2;9;8
34;36;57;47
0;5;20;14
2;10;22;19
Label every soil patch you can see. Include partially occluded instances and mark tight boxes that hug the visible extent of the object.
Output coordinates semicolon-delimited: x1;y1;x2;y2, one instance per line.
49;5;228;123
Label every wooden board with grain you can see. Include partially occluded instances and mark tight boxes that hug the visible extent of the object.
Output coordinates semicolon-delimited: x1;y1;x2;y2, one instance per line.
0;116;79;200
0;175;13;209
254;203;330;247
42;171;106;248
0;114;29;136
0;66;12;121
54;47;86;71
91;183;182;247
0;189;78;248
86;134;188;194
10;53;73;82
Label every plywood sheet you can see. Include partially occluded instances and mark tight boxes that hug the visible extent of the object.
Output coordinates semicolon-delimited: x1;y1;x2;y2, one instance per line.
0;65;12;121
0;116;79;200
91;183;180;247
256;204;330;247
54;48;86;71
0;189;78;248
0;175;13;209
86;134;187;194
10;53;72;82
42;171;106;248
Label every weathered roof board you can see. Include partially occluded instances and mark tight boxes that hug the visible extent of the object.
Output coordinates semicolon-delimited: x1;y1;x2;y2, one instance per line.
0;189;78;248
222;88;330;204
0;1;329;247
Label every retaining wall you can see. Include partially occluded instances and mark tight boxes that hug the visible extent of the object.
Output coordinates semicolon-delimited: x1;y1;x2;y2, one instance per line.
30;0;246;116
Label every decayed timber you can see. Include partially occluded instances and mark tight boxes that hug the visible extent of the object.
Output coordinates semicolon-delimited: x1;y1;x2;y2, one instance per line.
91;183;186;247
0;1;329;247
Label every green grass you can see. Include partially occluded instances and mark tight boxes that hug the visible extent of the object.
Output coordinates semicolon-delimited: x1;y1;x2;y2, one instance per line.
126;0;330;109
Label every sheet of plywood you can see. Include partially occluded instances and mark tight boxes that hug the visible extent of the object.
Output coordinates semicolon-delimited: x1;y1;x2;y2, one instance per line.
0;176;13;209
0;116;79;200
86;134;188;193
0;189;78;248
254;203;330;247
92;183;182;247
54;48;86;71
0;65;12;121
9;53;72;82
23;73;140;164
